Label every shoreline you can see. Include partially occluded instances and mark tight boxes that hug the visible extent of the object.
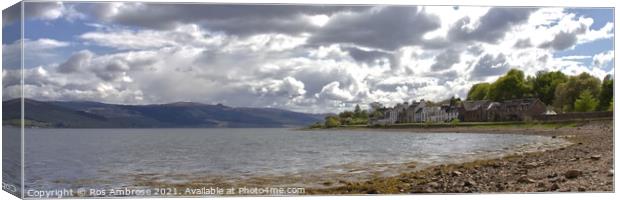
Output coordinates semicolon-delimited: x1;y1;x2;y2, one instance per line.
306;120;614;194
121;121;609;196
27;119;611;196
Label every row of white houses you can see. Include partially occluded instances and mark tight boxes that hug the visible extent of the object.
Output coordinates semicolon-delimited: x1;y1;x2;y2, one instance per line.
371;100;459;125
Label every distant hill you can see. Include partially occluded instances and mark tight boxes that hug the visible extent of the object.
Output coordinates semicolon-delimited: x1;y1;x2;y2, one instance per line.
2;99;326;128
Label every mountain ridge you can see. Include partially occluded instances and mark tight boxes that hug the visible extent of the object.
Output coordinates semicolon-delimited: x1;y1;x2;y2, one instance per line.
2;98;326;128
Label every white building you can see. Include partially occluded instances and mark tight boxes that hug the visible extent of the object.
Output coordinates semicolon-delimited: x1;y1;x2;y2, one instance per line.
414;104;459;123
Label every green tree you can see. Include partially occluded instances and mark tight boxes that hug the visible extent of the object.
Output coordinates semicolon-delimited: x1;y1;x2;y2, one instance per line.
488;69;530;101
324;116;341;128
609;97;614;112
449;96;461;106
598;75;613;111
353;104;363;118
467;83;491;100
553;72;602;112
574;91;599;112
359;110;369;120
338;111;353;119
309;122;323;128
531;71;568;105
370;110;384;119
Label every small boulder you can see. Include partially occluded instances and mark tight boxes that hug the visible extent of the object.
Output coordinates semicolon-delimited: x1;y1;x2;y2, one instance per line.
423;187;434;193
495;183;505;190
366;189;378;194
451;170;463;177
464;180;476;187
517;175;536;184
549;183;560;191
427;182;440;188
590;155;602;160
564;170;582;179
524;162;539;169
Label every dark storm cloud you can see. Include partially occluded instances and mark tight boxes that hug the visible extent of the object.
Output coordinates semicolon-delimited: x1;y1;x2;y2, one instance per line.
513;38;533;48
293;67;355;96
537;23;587;51
430;49;460;71
538;31;578;51
308;6;441;51
470;53;510;79
84;3;367;36
448;7;537;43
466;45;484;55
25;2;63;19
344;47;394;65
536;18;588;51
57;50;93;73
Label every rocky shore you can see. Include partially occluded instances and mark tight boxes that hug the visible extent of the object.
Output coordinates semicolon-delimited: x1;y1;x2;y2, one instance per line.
308;120;614;194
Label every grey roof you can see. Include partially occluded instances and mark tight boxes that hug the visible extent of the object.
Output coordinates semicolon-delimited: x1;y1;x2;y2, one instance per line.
462;100;490;111
502;98;539;106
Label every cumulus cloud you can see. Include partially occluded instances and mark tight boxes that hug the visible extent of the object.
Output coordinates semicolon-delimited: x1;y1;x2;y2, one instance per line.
308;6;441;50
2;1;86;25
513;38;533;48
3;38;70;69
538;31;578;50
255;77;307;98
536;12;613;51
5;4;614;113
57;50;93;73
26;2;66;21
83;3;365;35
316;81;355;101
592;50;614;69
430;49;460;71
470;53;511;79
447;7;537;43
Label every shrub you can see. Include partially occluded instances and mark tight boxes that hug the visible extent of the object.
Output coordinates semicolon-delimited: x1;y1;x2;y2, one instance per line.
324;116;341;128
309;122;323;129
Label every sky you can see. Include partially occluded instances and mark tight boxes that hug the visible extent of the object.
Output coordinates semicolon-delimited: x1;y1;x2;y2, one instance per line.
1;2;615;113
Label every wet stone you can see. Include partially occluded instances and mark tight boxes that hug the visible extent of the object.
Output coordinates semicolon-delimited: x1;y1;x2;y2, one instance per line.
550;183;560;191
524;162;539;169
451;171;463;176
427;182;440;188
517;175;536;184
564;170;582;179
463;180;476;187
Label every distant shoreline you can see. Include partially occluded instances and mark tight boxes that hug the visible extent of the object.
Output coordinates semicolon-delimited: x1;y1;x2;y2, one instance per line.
302;118;611;133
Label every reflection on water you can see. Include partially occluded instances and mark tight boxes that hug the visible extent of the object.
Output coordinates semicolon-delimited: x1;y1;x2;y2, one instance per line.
24;128;569;191
3;127;22;197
